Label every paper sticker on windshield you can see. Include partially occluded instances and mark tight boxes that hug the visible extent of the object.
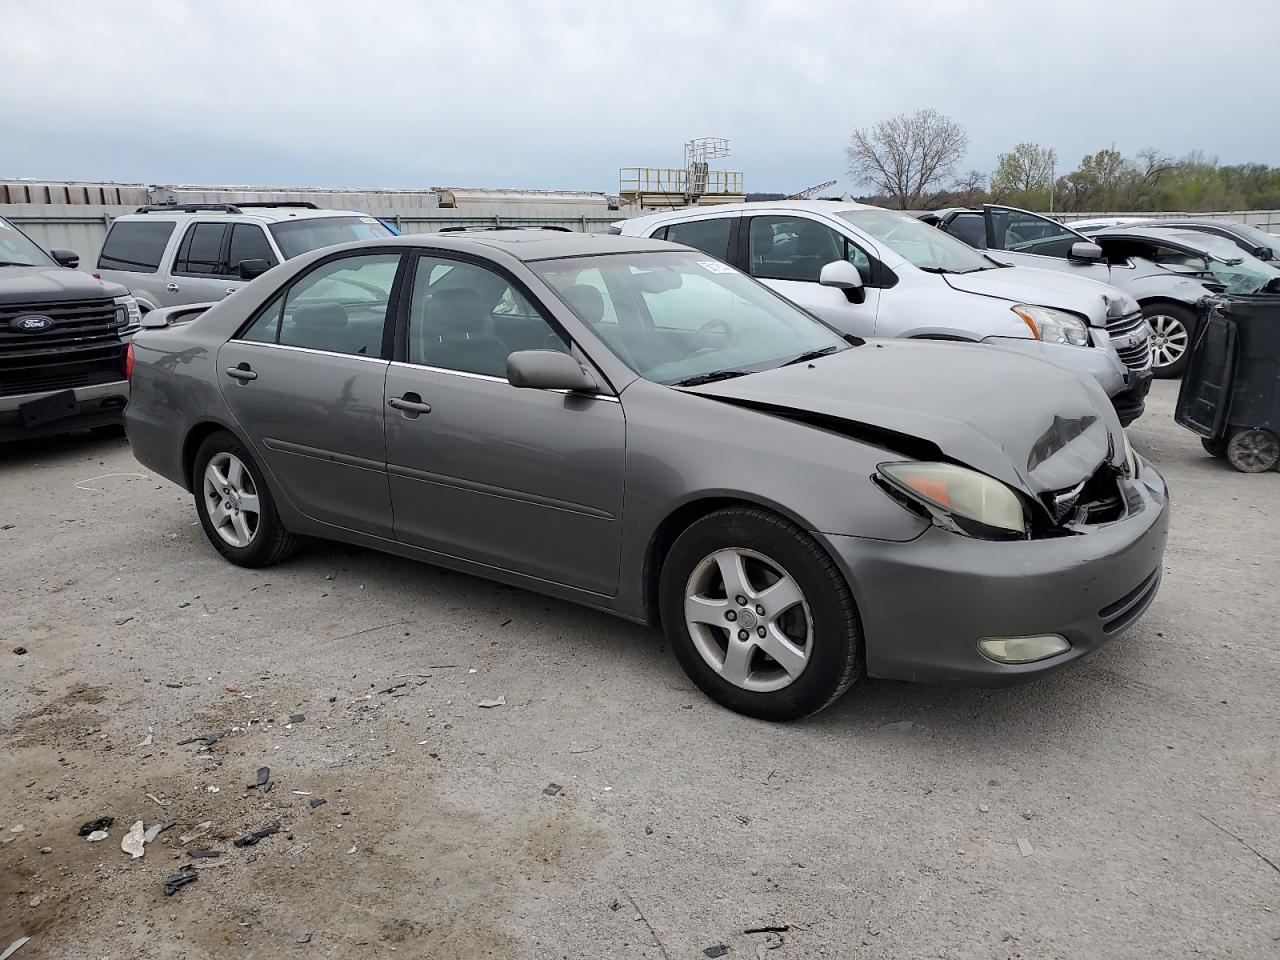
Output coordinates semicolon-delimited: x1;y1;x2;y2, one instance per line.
359;216;378;224
697;260;734;274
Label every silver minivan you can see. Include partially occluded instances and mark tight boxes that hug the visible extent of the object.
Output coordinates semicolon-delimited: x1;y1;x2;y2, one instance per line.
617;201;1153;425
95;202;395;312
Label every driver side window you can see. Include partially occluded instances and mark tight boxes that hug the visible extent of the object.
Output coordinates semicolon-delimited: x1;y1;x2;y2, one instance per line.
991;210;1080;259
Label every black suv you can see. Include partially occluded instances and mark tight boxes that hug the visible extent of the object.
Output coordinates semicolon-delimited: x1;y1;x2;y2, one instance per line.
0;216;140;441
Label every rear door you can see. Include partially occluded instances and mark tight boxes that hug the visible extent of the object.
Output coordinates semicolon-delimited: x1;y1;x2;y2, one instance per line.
979;205;1113;284
165;221;237;305
216;250;405;538
743;213;881;337
383;251;625;595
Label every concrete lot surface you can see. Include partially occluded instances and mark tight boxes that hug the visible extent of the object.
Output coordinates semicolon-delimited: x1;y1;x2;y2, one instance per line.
2;380;1278;959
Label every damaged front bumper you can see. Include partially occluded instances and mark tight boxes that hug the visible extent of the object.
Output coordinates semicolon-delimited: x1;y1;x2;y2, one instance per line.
823;458;1169;685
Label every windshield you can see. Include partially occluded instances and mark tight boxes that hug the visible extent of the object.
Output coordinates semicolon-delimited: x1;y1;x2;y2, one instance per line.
838;209;992;273
1229;223;1280;257
534;250;850;386
268;216;393;259
0;217;53;266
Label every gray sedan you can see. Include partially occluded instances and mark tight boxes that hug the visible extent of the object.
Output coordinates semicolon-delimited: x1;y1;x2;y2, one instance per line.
125;230;1170;720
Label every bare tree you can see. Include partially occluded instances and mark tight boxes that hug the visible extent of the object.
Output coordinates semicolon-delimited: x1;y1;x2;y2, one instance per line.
845;109;969;209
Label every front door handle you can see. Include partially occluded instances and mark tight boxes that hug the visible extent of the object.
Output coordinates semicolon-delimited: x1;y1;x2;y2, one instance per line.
388;393;431;417
165;282;180;293
225;365;257;382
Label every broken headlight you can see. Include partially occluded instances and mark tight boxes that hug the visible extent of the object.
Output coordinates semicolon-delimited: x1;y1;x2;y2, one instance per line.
877;462;1029;540
1012;304;1089;347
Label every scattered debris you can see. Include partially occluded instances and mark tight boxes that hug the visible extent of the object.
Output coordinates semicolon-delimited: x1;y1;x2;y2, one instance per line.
143;823;167;844
78;816;114;836
346;844;357;854
146;793;171;808
500;618;512;627
309;798;327;809
0;936;31;960
8;824;24;834
543;783;563;796
233;827;280;848
138;730;154;748
75;472;147;491
878;720;914;731
704;947;730;958
477;697;506;708
86;830;108;843
1199;811;1280;876
568;744;601;755
189;849;221;859
206;786;220;794
178;733;225;748
12;647;26;656
1022;810;1034;821
979;803;990;813
291;790;312;796
1016;838;1034;857
162;865;199;896
39;847;51;855
296;933;312;945
744;925;790;935
116;616;134;626
179;821;214;845
248;767;271;789
121;820;146;859
645;825;654;835
289;714;305;724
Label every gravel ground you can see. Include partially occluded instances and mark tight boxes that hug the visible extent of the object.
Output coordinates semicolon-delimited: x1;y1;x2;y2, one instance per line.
2;379;1278;960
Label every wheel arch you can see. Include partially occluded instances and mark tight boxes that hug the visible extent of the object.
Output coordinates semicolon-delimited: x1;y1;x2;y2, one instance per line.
181;418;244;492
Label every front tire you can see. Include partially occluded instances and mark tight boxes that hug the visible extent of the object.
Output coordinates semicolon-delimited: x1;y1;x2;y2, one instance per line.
1144;303;1197;378
193;430;300;567
659;507;863;721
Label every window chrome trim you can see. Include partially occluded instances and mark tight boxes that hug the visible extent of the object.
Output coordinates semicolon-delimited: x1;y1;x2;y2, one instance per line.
388;360;621;401
227;340;389;364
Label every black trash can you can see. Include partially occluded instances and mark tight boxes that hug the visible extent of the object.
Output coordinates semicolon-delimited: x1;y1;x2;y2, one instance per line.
1175;294;1280;472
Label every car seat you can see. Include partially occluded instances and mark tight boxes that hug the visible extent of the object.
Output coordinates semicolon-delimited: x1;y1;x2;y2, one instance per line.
423;287;511;377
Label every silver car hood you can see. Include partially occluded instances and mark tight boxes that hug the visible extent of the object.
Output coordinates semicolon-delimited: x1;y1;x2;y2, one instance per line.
941;266;1118;324
684;339;1123;498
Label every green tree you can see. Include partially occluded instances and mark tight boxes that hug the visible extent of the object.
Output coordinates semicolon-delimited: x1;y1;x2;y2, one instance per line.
990;143;1056;209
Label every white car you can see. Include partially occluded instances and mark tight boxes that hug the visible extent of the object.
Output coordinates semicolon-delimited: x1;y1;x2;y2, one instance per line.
615;201;1153;425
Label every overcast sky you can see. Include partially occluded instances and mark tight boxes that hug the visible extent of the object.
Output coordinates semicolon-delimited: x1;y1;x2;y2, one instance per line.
3;0;1277;195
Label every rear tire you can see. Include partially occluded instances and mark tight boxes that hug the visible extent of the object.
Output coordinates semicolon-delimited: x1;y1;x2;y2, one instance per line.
659;507;863;721
1144;303;1197;378
192;430;301;567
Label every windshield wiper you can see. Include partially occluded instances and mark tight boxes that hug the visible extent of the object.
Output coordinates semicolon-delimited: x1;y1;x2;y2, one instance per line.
782;346;840;366
918;266;950;274
0;261;30;267
673;369;753;387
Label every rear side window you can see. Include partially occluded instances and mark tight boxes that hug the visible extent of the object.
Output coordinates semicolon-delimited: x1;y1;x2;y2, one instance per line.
946;213;987;249
664;218;732;261
227;224;278;271
174;223;229;277
97;220;175;272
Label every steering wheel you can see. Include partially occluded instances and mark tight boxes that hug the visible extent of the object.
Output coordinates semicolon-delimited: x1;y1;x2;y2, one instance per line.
688;318;733;355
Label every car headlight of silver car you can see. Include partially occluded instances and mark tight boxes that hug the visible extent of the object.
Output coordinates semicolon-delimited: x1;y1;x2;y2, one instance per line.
113;295;142;331
877;462;1029;540
1012;304;1090;347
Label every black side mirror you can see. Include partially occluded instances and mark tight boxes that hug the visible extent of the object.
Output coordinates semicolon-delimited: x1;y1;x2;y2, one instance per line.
237;259;270;280
1253;245;1274;261
50;249;79;268
507;350;599;393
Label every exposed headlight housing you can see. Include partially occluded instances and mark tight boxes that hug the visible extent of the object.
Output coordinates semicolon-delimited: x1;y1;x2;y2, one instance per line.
877;462;1028;540
113;295;141;331
1012;304;1090;347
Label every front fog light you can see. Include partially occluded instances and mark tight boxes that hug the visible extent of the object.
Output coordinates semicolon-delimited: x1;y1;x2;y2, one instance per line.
978;635;1071;664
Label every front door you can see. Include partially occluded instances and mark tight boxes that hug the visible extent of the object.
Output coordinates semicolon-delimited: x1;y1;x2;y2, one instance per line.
743;214;881;337
217;250;404;537
384;253;626;595
980;205;1113;284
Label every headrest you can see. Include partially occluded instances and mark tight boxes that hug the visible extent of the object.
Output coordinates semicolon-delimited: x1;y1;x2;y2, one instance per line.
291;302;348;331
562;284;605;325
431;287;487;337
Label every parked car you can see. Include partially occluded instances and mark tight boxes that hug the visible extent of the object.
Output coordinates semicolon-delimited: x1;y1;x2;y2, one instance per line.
615;201;1152;425
126;230;1169;721
1059;216;1151;233
0;214;140;441
1082;225;1280;374
94;202;395;312
926;203;1218;377
1106;218;1280;263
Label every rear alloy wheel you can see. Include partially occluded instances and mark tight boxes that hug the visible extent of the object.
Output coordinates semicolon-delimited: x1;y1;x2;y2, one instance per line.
660;507;862;721
193;430;301;567
1226;428;1280;473
1144;304;1196;378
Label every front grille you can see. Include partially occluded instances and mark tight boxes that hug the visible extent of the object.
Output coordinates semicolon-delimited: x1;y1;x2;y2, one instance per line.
0;299;126;397
1106;311;1153;372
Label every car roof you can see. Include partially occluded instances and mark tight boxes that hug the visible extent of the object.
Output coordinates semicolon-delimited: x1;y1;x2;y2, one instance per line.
115;206;372;224
373;229;684;262
1090;225;1241;254
622;198;878;227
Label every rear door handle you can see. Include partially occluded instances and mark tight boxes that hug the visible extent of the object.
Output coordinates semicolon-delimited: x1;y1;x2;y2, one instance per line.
165;282;180;293
225;366;257;382
388;394;431;416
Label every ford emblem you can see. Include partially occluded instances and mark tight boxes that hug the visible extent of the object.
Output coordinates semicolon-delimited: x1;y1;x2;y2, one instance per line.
11;314;55;333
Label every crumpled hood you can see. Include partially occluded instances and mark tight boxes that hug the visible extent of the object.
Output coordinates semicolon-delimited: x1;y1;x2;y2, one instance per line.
0;265;129;302
941;266;1120;325
684;339;1124;498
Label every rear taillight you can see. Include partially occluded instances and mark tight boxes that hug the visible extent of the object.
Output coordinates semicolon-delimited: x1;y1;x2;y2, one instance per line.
92;272;102;279
125;341;135;381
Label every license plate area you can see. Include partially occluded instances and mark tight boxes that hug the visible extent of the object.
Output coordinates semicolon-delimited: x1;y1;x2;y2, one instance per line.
19;389;79;427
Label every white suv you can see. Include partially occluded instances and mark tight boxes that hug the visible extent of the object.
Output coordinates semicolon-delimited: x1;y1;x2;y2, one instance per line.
95;202;395;311
615;201;1153;425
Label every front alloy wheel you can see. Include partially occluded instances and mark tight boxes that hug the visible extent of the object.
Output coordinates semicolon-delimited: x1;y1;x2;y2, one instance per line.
1144;304;1197;377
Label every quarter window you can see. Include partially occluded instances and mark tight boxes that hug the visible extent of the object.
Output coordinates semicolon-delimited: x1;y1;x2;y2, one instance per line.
174;222;229;277
749;215;871;284
227;224;278;272
407;256;567;378
664;218;733;261
97;220;175;272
